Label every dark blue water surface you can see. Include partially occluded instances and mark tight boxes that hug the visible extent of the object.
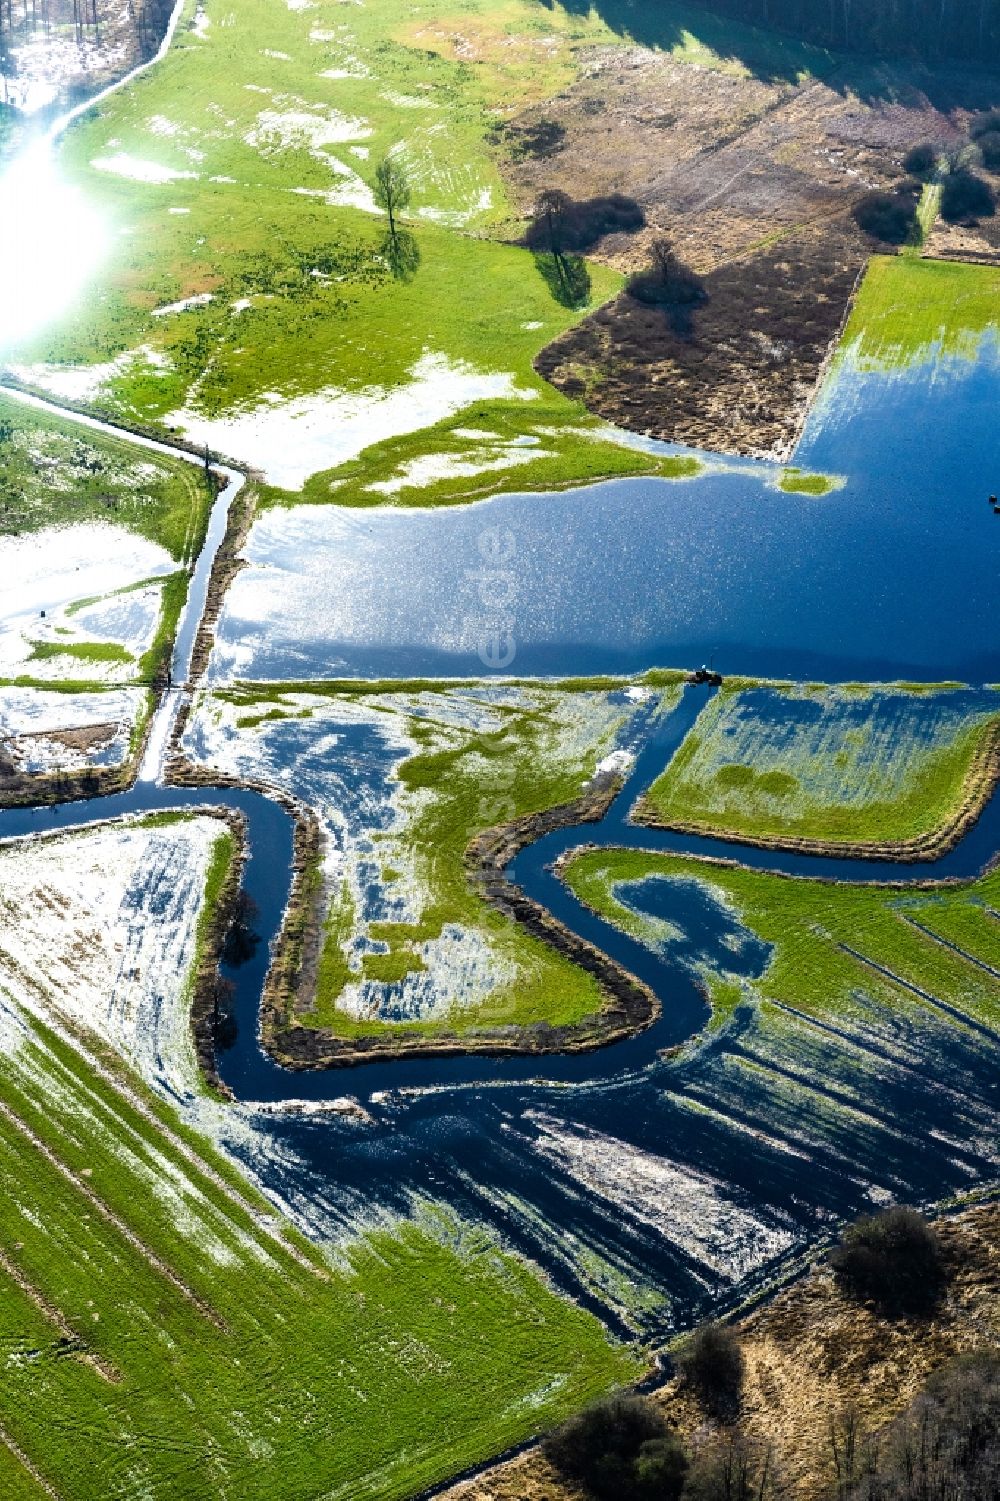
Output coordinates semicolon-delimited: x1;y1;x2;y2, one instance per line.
213;340;1000;685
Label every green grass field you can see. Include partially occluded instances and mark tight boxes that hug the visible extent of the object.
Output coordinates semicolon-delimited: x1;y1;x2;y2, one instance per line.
838;256;1000;370
12;0;830;500
0;821;638;1498
0;393;211;559
563;848;1000;1032
637;683;1000;846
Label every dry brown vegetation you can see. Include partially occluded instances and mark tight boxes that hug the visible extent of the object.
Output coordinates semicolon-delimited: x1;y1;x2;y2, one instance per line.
495;47;1000;455
440;1200;1000;1501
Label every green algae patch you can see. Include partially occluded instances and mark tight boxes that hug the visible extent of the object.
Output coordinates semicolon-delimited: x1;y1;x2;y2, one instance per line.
777;467;839;496
637;683;1000;849
837;256;1000;371
563;849;1000;1032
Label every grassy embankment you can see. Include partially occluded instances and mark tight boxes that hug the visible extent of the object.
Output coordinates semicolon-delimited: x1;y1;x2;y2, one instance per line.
637;683;1000;847
564;848;1000;1032
213;679;679;1040
20;0;828;503
0;393;211;691
837;255;1000;368
0;392;208;555
0;824;638;1499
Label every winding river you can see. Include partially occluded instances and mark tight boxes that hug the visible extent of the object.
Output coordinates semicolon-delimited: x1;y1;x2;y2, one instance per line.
1;33;999;1346
0;449;997;1338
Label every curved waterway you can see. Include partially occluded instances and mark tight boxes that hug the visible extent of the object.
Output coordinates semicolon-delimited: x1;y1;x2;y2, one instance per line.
3;664;998;1337
1;32;998;1334
0;363;998;1335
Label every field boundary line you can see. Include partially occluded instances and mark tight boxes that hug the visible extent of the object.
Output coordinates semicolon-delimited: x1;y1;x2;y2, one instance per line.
0;1099;227;1330
0;1246;120;1383
901;916;1000;980
837;944;999;1041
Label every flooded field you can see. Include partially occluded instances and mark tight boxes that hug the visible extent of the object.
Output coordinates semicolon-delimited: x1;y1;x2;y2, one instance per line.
209;334;1000;686
0;0;999;1493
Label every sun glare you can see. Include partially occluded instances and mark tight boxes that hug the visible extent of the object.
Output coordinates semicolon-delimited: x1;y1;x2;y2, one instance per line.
0;141;108;354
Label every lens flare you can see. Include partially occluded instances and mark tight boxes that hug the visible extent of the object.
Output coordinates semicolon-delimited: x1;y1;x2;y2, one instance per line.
0;140;108;354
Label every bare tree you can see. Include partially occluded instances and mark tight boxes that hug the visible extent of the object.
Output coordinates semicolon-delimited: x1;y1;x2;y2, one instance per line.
373;154;411;243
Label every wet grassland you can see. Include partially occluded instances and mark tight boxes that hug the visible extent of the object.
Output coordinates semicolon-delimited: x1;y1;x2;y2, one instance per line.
5;0;715;503
178;677;681;1059
0;811;639;1499
0;8;999;1499
636;681;1000;854
4;0;852;506
0;393;214;801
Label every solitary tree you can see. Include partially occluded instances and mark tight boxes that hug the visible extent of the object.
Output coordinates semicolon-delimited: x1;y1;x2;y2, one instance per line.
534;187;572;259
373;154;411;242
674;1322;745;1417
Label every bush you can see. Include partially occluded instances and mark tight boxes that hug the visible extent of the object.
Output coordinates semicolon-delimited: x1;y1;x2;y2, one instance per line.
492;117;566;160
940;168;996;222
852;188;918;243
903;141;938;177
674;1323;744;1417
977;129;1000;170
543;1395;687;1501
830;1206;946;1317
970;108;1000;141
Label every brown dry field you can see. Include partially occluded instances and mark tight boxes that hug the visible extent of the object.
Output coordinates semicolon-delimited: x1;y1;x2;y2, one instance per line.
440;1200;1000;1501
488;47;1000;457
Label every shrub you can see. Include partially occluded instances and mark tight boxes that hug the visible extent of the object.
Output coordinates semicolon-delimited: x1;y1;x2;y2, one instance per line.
852;188;918;243
634;1435;689;1500
903;141;938;177
830;1205;946;1317
674;1323;745;1417
977;129;1000;170
940;168;996;221
543;1395;687;1501
970;108;1000;141
492;117;566;160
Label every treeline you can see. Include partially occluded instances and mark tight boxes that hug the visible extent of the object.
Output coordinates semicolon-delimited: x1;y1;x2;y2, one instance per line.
699;0;1000;68
0;0;174;83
